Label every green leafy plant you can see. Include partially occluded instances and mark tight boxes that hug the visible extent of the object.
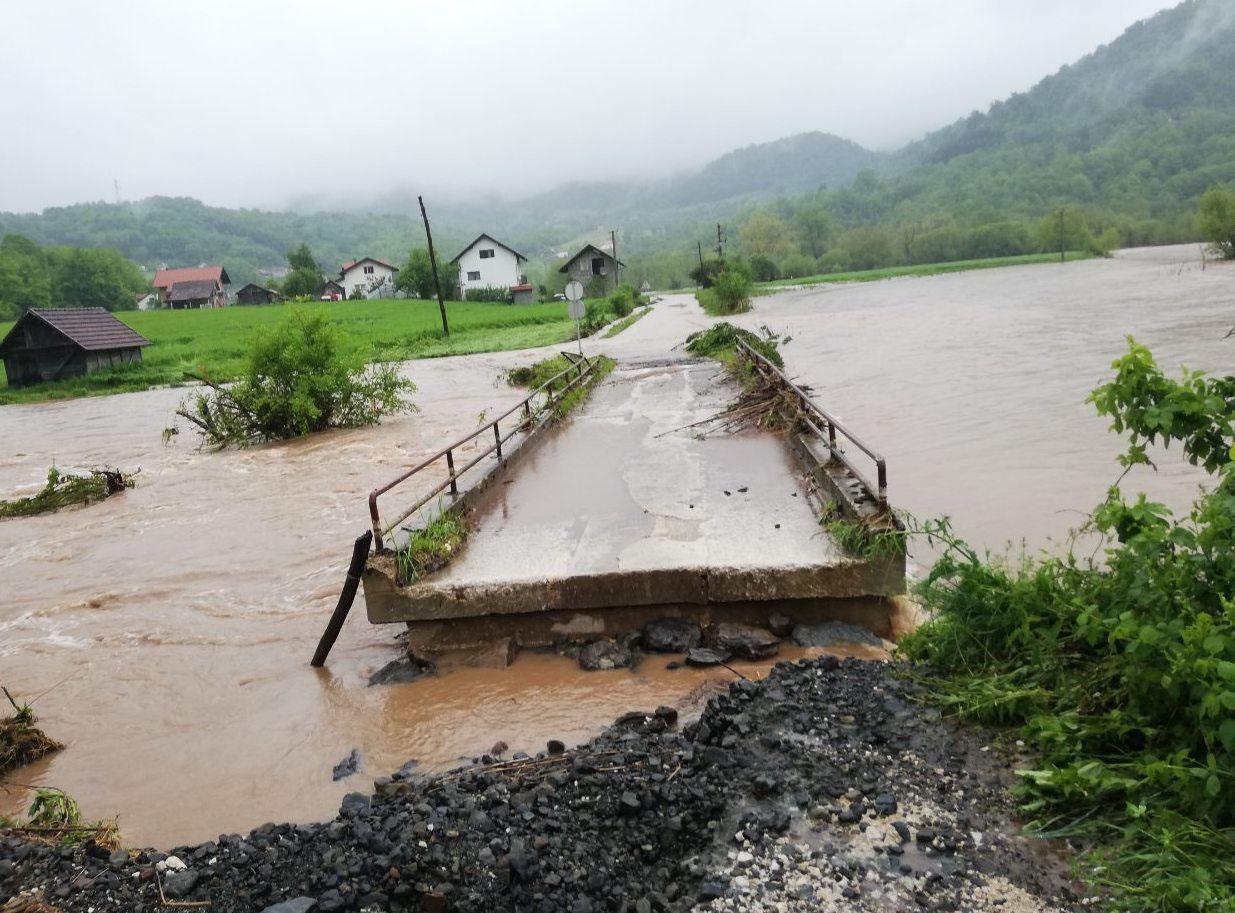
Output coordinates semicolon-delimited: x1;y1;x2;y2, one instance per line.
395;509;468;585
0;466;133;519
174;310;416;447
684;322;786;368
902;339;1235;911
696;260;754;315
825;517;907;560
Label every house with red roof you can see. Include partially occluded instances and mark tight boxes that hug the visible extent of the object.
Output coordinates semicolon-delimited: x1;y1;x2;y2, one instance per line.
339;257;398;299
151;265;230;308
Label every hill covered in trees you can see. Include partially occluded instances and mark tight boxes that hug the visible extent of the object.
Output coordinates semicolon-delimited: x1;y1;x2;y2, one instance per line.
2;0;1234;295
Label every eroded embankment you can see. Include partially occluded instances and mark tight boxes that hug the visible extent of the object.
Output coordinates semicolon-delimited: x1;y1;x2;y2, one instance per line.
1;659;1082;913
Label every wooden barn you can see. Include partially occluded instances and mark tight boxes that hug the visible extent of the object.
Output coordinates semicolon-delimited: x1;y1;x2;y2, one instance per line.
559;244;625;295
0;308;151;388
235;283;279;305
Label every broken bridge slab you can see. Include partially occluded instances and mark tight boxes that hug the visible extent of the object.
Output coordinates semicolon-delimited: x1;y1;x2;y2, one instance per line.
364;358;905;644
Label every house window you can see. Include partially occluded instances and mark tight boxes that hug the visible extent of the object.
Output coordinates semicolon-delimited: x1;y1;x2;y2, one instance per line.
467;270;481;281
364;265;374;275
591;257;606;276
479;249;495;259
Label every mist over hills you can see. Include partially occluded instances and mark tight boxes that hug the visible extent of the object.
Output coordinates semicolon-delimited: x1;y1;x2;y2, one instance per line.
2;0;1233;289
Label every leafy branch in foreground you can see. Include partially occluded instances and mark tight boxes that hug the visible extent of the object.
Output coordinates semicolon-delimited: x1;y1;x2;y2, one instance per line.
174;310;416;447
902;339;1235;912
0;466;133;519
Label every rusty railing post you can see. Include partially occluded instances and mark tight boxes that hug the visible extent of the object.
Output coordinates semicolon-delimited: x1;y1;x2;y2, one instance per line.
445;449;458;496
493;420;502;461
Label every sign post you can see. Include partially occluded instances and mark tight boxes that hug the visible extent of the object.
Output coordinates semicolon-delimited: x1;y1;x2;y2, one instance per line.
565;280;585;357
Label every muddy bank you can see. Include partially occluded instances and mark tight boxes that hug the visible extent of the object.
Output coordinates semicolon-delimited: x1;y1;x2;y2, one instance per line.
1;659;1083;913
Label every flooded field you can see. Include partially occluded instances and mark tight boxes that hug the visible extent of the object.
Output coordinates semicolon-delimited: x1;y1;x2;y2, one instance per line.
1;244;1231;846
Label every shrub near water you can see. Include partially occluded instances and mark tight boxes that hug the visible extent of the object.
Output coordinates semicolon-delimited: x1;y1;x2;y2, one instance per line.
176;310;415;447
903;340;1235;911
696;260;754;315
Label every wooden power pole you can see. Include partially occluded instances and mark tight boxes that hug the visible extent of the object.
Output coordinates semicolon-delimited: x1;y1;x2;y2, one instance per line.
610;228;620;289
697;241;704;270
419;195;450;336
716;223;725;260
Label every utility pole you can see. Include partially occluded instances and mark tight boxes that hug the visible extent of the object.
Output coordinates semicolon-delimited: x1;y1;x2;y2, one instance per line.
610;228;620;290
418;195;450;336
716;223;725;260
1058;208;1066;264
697;241;704;270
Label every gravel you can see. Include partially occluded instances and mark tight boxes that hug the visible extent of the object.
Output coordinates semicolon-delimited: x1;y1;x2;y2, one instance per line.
0;659;1086;912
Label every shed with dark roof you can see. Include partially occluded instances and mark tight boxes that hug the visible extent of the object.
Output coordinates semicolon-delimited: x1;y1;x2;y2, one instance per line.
167;279;225;309
0;308;151;388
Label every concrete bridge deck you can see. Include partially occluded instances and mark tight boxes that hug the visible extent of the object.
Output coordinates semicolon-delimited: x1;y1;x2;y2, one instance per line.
363;357;904;652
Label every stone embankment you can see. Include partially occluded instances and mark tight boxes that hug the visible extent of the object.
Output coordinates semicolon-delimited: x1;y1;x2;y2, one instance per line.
1;659;1084;913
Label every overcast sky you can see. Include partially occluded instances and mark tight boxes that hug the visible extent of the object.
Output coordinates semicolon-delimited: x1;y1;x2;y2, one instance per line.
0;0;1177;213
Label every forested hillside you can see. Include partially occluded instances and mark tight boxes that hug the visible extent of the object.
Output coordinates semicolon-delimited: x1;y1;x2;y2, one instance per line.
2;0;1233;294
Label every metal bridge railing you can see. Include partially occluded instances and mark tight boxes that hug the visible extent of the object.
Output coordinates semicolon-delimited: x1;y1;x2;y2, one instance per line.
735;338;888;509
367;354;599;551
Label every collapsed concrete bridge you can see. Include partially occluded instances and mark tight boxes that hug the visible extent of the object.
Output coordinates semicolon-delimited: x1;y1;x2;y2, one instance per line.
354;343;906;659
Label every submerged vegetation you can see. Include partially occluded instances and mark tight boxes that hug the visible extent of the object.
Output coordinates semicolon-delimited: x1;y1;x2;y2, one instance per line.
395;510;469;586
0;466;133;519
506;354;575;389
903;340;1235;912
173;310;416;447
685;322;786;368
1;688;62;775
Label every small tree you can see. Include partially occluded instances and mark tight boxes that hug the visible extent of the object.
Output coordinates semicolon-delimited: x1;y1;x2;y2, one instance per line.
175;311;415;447
748;255;780;282
397;248;460;299
282;243;326;298
1036;208;1096;258
1198;186;1235;259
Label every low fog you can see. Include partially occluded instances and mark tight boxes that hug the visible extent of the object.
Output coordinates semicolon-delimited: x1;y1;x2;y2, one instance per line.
0;0;1178;213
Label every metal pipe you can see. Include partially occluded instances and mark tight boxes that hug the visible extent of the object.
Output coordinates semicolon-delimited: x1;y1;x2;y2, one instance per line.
310;530;373;667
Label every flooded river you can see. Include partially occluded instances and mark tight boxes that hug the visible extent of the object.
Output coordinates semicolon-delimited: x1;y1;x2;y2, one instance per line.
2;244;1231;845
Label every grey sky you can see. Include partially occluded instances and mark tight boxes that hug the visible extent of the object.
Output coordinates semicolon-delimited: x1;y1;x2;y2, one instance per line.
0;0;1176;213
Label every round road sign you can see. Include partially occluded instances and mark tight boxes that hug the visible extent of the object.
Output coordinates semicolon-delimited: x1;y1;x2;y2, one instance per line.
564;280;584;302
568;298;586;321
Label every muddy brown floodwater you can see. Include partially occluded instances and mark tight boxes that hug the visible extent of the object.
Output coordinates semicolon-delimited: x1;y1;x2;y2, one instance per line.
1;244;1231;846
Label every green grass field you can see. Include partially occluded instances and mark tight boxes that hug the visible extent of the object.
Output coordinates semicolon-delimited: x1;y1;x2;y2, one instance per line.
0;298;586;405
756;251;1096;290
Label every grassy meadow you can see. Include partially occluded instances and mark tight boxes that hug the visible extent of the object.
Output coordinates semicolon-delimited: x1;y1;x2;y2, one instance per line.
0;298;583;405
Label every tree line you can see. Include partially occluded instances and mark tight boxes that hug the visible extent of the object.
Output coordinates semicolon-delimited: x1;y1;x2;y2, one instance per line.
0;234;148;321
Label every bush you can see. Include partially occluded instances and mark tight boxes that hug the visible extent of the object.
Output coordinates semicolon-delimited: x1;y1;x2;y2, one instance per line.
904;340;1235;911
175;311;416;447
1199;185;1235;259
507;354;573;389
779;253;818;279
607;283;642;318
748;255;780;282
689;259;725;289
463;286;512;303
698;261;754;316
817;249;851;273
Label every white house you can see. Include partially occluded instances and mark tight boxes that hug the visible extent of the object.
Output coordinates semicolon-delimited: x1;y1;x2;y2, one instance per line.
450;234;527;297
339;257;398;298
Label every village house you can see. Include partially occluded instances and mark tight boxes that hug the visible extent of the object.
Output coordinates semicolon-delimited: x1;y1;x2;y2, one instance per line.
0;308;150;388
235;283;280;305
152;266;230;306
450;234;528;298
167;279;226;310
560;244;624;295
339;257;398;299
319;279;346;301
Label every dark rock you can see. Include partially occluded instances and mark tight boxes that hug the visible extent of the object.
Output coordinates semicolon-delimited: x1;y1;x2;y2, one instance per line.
164;869;200;899
547;739;566;755
340;792;370;816
260;899;318;913
316;889;345;912
368;655;436;686
791;621;883;649
331;748;361;781
642;618;702;653
698;876;729;901
767;612;793;637
685;647;730;666
704;623;780;660
654;705;679;726
578;638;633;671
874;793;898;816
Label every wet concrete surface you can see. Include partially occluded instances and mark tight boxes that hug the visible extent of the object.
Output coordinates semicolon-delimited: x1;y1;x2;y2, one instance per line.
2;245;1230;846
418;359;841;587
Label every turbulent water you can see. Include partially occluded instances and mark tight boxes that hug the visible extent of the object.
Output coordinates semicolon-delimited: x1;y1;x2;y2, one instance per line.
1;244;1230;845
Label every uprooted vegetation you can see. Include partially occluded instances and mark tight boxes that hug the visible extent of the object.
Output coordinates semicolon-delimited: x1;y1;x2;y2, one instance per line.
506;354;575;389
171;310;416;448
0;467;133;520
902;340;1235;912
685;321;785;368
394;510;468;585
506;354;616;421
677;324;801;437
1;689;62;776
1;787;121;851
